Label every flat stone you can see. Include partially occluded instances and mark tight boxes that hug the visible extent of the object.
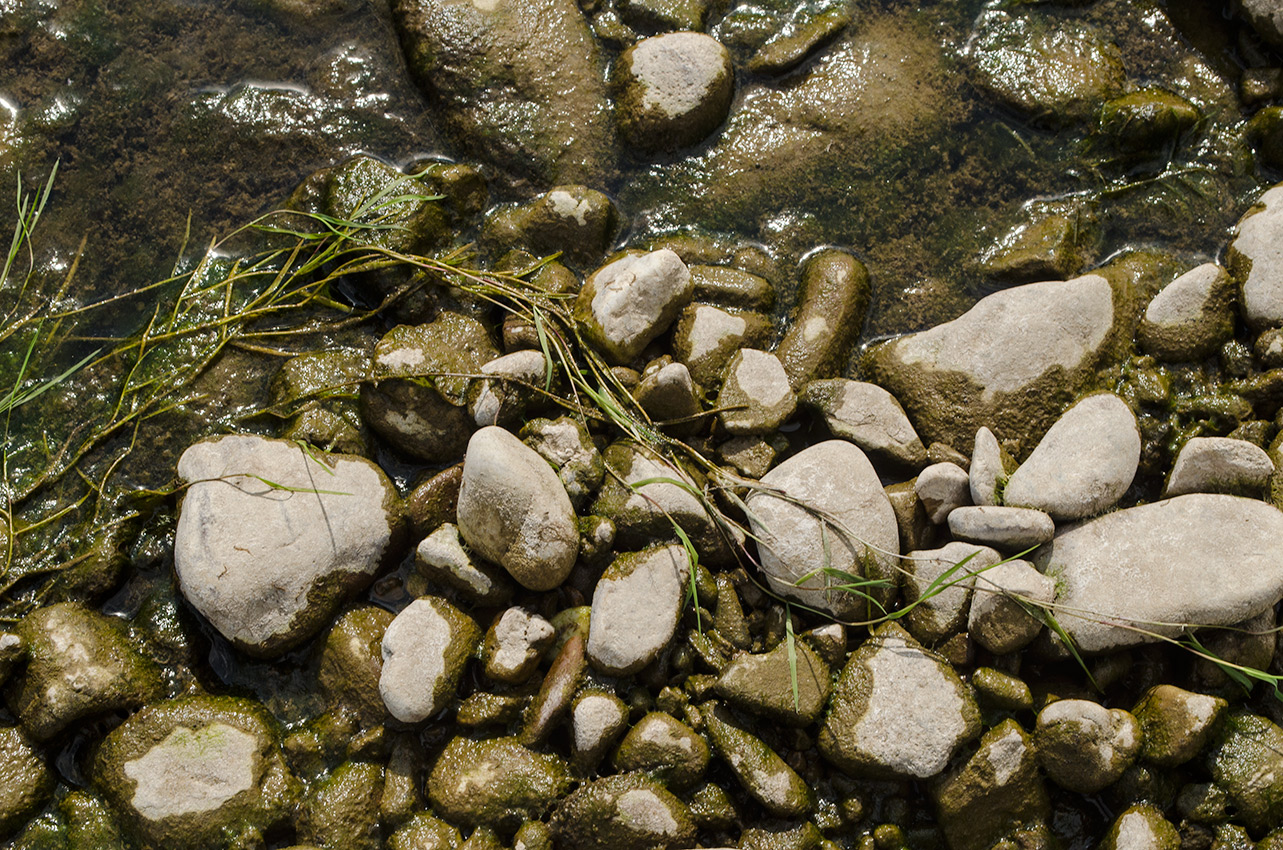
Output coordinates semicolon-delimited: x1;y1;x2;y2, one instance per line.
1036;494;1283;652
746;441;900;620
914;462;972;524
1229;183;1283;330
718;349;796;435
457;426;578;591
1164;436;1275;497
7;603;163;742
575;249;693;364
1003;393;1140;521
1036;699;1141;794
868;275;1124;455
615;32;734;152
1139;263;1236;362
587;544;690;676
712;638;831;726
92;696;298;850
968;559;1055;655
902;542;1002;645
948;506;1055;551
819;624;981;779
379;597;481;723
174;434;401;656
802;379;927;468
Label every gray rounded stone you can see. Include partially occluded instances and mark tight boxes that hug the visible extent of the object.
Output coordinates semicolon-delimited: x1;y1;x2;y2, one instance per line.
802;379;927;468
1036;494;1283;652
587;544;690;676
914;462;972;524
1036;699;1141;794
575;249;693;364
1139;263;1235;362
1164;436;1275;497
415;523;514;607
1002;393;1140;521
967;558;1055;655
616;32;734;152
1098;805;1180;850
671;304;772;388
1229;183;1283;330
174;434;401;656
571;691;630;772
745;440;900;620
457;426;578;591
902;542;1001;644
968;426;1006;507
468;349;550;428
718;349;796;435
948;506;1055;551
379;597;481;723
482;607;555;684
520;416;605;508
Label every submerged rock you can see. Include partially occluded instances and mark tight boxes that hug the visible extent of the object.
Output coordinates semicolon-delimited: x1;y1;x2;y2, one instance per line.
776;250;870;389
457;426;578;592
173;434;401;656
7;602;163;742
868;275;1128;455
746;440;899;620
819;624;980;779
551;773;696;850
299;761;383;850
1036;494;1283;652
0;727;53;839
91;696;299;850
390;0;615;187
1002;392;1140;521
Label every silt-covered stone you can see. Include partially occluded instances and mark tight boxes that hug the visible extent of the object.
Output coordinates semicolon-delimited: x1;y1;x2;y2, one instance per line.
428;736;571;831
550;773;696;850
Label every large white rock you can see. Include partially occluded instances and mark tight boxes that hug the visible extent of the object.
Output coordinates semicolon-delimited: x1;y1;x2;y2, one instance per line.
819;624;980;778
746;441;900;619
1037;494;1283;652
587;545;690;676
174;434;399;657
1164;436;1274;497
868;275;1121;454
1002;393;1140;520
457;426;578;591
379;597;480;723
1229;184;1283;329
575;249;693;364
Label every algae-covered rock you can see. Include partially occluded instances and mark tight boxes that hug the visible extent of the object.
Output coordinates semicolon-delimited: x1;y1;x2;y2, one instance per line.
901;542;1000;645
388;812;462;850
1164;436;1275;497
415;523;515;607
1209;713;1283;834
482;606;555;684
802;379;927;468
457;426;578;591
1132;685;1226;768
615;32;734;153
1098;804;1180;850
318;605;395;724
174;434;402;657
776;250;870;389
550;773;696;850
703;702;813;818
468;349;552;429
612;712;710;791
575;249;693;365
299;761;383;850
687;264;775;310
969;668;1033;713
968;10;1125;128
0;727;53;839
671;303;773;388
931;719;1049;850
360;314;499;462
587;544;689;676
712;638;830;726
867;274;1128;455
1036;494;1283;652
520;185;620;267
428;736;572;831
6;602;163;742
1252;106;1283;171
819;623;980;779
718;349;796;435
60;790;127;850
746;441;899;620
379;596;480;723
91;695;299;850
635;358;702;434
326;154;448;253
390;0;615;188
1098;89;1200;155
521;417;605;509
979;199;1098;283
1139;263;1236;362
1035;699;1141;794
571;691;630;773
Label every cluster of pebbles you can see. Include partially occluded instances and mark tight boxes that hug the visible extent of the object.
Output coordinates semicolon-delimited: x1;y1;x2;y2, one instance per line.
5;153;1283;850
